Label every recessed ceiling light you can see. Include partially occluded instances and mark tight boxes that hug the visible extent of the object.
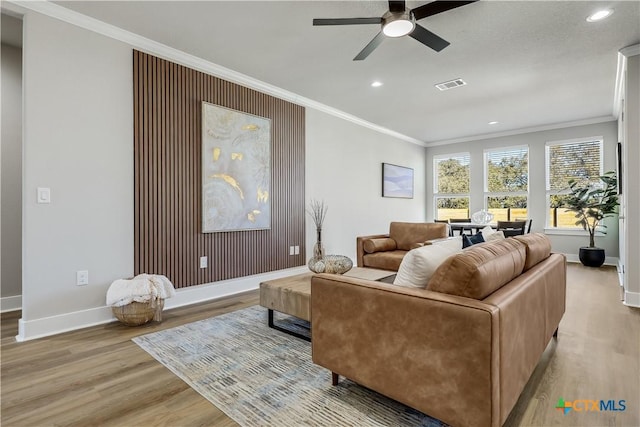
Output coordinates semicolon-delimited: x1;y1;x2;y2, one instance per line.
587;9;613;22
371;81;383;87
488;121;499;125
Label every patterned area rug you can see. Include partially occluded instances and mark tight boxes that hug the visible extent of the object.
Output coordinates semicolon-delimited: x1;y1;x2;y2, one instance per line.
133;306;445;426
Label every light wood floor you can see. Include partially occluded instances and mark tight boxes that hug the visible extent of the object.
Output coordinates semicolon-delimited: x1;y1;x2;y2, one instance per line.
1;264;638;426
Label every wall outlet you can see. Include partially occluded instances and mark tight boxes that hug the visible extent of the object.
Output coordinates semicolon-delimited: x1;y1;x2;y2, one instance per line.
200;256;208;269
76;270;89;286
294;245;300;255
289;246;295;256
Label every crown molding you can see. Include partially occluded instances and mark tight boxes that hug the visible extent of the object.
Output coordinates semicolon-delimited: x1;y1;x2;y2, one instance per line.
9;0;426;147
620;44;640;57
426;116;615;147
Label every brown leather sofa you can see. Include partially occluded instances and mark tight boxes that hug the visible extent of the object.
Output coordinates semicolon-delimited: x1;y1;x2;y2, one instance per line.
312;233;565;427
356;222;449;271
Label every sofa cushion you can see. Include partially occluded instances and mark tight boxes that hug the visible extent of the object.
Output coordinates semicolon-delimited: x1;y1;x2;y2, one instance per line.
363;237;397;254
513;233;552;271
362;250;407;271
389;222;448;251
393;236;463;288
426;238;527;299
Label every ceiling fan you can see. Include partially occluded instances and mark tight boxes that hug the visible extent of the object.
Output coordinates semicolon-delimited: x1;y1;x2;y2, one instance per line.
313;0;478;60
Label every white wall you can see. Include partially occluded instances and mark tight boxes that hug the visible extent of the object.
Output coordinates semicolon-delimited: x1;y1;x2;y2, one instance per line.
1;42;23;305
306;108;426;262
425;121;619;259
20;12;134;334
623;53;639;306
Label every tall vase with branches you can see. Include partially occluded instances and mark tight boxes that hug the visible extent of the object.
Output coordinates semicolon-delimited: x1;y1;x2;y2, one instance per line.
307;199;328;260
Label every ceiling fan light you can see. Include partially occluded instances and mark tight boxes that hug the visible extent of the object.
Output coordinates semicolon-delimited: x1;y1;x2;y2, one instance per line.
382;11;415;37
383;19;414;37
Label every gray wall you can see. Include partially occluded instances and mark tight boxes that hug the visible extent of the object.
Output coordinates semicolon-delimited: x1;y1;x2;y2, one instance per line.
306;108;426;262
18;10;420;337
22;12;134;321
425;121;619;258
1;42;23;300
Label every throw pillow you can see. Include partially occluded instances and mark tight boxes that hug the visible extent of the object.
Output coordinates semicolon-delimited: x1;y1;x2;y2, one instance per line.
363;237;397;253
485;230;505;241
481;225;495;238
393;236;463;288
462;232;485;248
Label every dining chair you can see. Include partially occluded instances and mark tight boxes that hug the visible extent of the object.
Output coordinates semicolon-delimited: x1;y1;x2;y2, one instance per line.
497;220;527;237
449;218;472;235
514;218;533;234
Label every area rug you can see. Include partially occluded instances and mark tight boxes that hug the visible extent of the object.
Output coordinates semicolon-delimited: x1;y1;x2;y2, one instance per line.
133;306;445;426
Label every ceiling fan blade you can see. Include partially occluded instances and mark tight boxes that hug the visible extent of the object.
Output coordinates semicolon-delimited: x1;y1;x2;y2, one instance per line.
412;0;478;20
313;17;382;26
354;31;386;61
409;24;450;52
389;1;406;12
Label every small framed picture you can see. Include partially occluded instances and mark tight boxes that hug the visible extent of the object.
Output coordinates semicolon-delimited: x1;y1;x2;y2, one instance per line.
382;163;414;199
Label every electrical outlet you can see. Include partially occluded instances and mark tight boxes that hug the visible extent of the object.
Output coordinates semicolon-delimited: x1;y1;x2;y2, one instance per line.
200;256;208;269
76;270;89;286
289;246;295;255
294;246;300;255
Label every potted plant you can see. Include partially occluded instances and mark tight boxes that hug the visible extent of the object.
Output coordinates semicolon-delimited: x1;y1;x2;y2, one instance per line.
563;170;619;267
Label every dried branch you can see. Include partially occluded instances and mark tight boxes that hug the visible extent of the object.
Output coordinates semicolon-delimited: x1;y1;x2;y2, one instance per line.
307;199;328;230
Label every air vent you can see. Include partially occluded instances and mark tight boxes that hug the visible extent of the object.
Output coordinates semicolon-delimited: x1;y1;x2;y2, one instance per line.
435;78;467;91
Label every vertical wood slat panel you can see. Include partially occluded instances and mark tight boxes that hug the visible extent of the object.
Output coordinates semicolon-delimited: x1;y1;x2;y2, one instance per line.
133;51;305;288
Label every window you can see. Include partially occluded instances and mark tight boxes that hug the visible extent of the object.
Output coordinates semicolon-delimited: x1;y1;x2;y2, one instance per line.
546;137;603;228
433;153;470;220
484;146;529;221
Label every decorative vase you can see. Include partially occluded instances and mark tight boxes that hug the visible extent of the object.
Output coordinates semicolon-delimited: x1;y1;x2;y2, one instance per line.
313;228;325;260
579;247;605;268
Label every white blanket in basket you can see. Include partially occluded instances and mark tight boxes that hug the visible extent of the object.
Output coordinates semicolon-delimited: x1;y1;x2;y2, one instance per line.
107;274;176;307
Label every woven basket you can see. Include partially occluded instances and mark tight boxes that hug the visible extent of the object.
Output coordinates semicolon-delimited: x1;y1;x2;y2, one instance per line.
112;298;165;326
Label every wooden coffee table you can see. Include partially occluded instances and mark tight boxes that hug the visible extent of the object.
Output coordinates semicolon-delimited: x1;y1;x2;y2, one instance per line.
259;267;395;341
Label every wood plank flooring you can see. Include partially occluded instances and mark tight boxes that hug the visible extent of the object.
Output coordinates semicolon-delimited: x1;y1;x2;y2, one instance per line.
2;263;638;426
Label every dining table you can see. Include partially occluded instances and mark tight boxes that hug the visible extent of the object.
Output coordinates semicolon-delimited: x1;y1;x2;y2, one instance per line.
448;222;497;235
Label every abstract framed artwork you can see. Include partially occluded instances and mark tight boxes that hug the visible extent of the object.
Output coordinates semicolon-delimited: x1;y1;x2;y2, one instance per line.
202;102;271;232
382;163;414;199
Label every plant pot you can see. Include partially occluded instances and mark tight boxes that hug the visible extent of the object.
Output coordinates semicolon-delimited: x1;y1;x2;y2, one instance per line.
579;247;605;268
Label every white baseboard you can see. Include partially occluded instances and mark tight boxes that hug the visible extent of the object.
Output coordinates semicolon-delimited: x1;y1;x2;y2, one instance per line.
563;254;619;266
623;290;640;308
1;295;22;313
16;266;308;342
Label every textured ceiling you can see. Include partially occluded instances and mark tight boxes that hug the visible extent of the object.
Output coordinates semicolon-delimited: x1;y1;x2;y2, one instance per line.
54;1;640;144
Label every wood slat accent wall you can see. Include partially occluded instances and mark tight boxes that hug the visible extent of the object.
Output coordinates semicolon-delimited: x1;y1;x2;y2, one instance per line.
133;51;305;288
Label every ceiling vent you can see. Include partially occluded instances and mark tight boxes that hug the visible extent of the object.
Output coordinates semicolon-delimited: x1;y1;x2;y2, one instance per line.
435;78;467;91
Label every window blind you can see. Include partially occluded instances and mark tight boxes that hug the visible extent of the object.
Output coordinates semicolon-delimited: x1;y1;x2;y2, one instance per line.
434;153;470;194
547;140;602;191
485;146;529;192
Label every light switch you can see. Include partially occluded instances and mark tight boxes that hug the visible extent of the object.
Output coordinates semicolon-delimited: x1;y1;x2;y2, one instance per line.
200;256;208;269
76;270;89;286
37;187;51;204
294;246;300;255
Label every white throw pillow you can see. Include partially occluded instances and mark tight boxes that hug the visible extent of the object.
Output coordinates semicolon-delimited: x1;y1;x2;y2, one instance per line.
481;225;495;238
485;229;505;241
393;236;463;288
